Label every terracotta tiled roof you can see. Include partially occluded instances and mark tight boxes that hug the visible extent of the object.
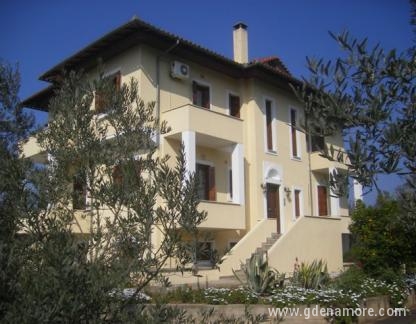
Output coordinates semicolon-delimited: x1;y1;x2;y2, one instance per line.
251;56;292;77
24;17;302;110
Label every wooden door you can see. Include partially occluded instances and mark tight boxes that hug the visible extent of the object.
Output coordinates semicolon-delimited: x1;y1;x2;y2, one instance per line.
266;183;281;233
318;185;328;216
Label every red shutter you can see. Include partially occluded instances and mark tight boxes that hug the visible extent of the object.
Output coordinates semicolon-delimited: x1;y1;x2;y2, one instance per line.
208;166;216;201
318;186;328;216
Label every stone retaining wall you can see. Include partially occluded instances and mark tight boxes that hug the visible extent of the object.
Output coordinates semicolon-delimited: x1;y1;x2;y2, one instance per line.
159;290;416;323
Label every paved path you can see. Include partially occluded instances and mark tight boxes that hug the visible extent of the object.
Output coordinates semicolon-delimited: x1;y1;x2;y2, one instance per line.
375;306;416;323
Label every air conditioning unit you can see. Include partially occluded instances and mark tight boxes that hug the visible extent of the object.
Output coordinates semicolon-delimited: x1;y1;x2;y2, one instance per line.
171;61;190;79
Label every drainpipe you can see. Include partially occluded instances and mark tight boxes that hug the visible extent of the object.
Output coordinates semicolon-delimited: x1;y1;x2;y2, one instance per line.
156;39;180;146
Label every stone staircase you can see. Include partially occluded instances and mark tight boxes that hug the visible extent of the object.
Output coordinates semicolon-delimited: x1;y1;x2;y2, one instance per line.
244;232;281;267
218;232;281;284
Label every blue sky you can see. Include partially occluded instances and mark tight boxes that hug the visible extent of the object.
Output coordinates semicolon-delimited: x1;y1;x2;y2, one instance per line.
1;0;413;203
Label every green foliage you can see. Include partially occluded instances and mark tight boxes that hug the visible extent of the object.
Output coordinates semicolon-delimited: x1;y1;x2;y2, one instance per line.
331;265;367;292
0;61;35;320
350;196;413;277
292;4;416;256
233;254;285;295
162;286;206;304
292;259;330;289
1;68;207;322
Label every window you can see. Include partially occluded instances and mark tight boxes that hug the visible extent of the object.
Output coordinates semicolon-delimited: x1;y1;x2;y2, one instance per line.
308;134;325;152
294;189;301;218
95;71;121;114
317;185;328;216
112;161;141;189
229;94;241;118
73;172;87;210
228;241;237;250
307;127;325;152
112;164;123;187
196;241;213;262
196;163;216;201
290;109;299;158
192;81;210;109
265;99;275;152
342;233;353;262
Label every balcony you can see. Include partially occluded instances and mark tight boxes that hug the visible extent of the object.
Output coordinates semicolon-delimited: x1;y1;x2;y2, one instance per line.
310;148;348;172
163;104;243;147
198;201;245;230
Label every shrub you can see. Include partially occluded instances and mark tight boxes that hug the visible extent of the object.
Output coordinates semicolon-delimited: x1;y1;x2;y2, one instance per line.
233;254;284;295
331;265;367;292
292;259;329;289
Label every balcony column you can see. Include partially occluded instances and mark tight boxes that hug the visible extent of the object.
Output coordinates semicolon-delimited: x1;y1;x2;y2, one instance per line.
231;143;245;205
329;167;340;216
353;179;363;206
182;131;196;178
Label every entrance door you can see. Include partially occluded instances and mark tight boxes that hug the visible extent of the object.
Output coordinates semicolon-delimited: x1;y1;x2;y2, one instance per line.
266;183;281;233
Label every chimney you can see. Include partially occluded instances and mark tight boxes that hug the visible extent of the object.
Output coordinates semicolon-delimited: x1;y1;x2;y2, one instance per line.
233;22;248;64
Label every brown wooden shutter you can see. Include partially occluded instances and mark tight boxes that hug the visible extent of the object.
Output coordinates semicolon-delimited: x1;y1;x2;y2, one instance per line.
192;81;197;105
95;91;104;113
229;169;233;199
113;72;121;91
202;86;210;109
112;164;123;186
318;186;328;216
230;95;241;118
208;166;216;201
291;109;298;157
294;190;300;217
73;173;87;209
266;103;273;151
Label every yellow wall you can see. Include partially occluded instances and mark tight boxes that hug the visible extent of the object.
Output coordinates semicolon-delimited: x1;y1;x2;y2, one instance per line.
22;40;351;277
268;215;345;273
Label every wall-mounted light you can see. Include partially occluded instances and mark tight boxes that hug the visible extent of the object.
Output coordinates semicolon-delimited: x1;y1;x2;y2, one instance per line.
284;186;292;194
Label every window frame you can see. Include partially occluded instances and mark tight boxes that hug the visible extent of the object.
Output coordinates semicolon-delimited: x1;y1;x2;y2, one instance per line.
72;171;87;210
196;161;216;201
95;70;122;114
227;91;241;118
195;240;215;265
264;97;277;154
317;185;329;216
289;107;301;160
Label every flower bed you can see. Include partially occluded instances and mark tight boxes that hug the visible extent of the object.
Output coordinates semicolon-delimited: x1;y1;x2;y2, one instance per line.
168;278;408;309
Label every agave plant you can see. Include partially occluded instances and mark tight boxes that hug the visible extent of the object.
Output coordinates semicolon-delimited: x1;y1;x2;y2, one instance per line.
292;259;330;289
233;253;285;295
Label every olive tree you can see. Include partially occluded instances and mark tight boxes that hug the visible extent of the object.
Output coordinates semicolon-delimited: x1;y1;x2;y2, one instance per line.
3;69;206;323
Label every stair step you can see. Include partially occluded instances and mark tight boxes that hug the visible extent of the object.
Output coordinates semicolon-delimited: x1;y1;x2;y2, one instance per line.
271;233;280;239
261;243;272;250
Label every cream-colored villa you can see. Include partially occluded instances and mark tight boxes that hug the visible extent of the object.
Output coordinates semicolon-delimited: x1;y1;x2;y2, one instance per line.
23;18;360;284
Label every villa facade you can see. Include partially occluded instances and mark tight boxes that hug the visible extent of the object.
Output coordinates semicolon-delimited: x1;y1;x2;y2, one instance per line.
22;18;357;284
